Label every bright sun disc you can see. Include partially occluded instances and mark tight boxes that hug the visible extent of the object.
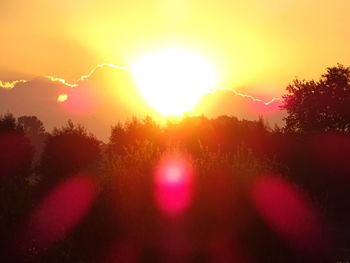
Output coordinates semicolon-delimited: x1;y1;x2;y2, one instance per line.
130;48;218;116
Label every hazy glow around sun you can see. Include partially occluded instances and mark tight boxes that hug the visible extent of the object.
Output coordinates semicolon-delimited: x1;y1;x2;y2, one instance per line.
130;48;219;116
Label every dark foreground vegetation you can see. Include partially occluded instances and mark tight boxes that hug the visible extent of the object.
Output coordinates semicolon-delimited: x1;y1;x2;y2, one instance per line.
1;65;350;262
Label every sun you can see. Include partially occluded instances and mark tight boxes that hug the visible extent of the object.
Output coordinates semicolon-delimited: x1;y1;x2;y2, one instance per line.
130;48;219;116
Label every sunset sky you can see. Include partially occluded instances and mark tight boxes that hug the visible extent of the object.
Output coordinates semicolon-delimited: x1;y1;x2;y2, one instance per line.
1;0;350;139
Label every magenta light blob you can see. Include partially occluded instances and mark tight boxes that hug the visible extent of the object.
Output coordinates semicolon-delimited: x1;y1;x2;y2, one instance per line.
17;173;98;258
154;153;195;217
60;86;97;116
252;175;330;256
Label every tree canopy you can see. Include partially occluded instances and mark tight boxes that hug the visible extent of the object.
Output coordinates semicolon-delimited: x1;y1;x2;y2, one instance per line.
38;121;101;187
282;64;350;133
0;113;34;177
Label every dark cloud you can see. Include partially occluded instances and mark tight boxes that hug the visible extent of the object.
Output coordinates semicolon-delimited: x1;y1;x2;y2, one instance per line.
0;65;151;141
0;65;284;141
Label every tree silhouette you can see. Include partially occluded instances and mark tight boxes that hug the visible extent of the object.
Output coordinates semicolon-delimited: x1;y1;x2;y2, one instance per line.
108;116;161;156
0;113;34;178
38;121;101;189
18;115;47;163
0;114;34;255
18;116;46;136
282;64;350;133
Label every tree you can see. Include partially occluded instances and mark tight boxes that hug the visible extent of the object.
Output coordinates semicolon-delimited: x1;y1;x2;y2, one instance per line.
0;113;34;255
0;113;34;177
108;116;161;155
18;116;46;137
38;121;101;188
18;116;47;162
281;64;350;133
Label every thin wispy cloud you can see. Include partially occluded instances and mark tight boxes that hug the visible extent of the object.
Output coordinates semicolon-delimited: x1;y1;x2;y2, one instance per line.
0;79;28;89
208;87;283;106
46;63;128;88
0;63;127;89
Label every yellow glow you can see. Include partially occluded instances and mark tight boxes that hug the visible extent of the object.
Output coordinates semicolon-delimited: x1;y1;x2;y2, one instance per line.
130;48;218;116
57;94;68;103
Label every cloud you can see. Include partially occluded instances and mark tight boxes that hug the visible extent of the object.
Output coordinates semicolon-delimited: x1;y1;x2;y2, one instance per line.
0;64;149;140
0;64;284;140
0;79;28;89
1;63;281;106
207;87;283;106
45;63;128;88
194;88;284;126
0;64;128;89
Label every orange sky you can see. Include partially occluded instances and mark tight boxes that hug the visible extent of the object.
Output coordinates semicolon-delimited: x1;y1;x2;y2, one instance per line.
1;0;350;95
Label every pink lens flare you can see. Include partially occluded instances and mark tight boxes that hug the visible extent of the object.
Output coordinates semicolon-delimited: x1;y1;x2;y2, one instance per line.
252;175;331;257
16;173;98;258
154;153;195;217
59;85;98;116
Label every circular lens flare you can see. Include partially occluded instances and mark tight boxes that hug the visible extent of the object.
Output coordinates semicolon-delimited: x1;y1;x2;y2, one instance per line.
154;153;194;217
